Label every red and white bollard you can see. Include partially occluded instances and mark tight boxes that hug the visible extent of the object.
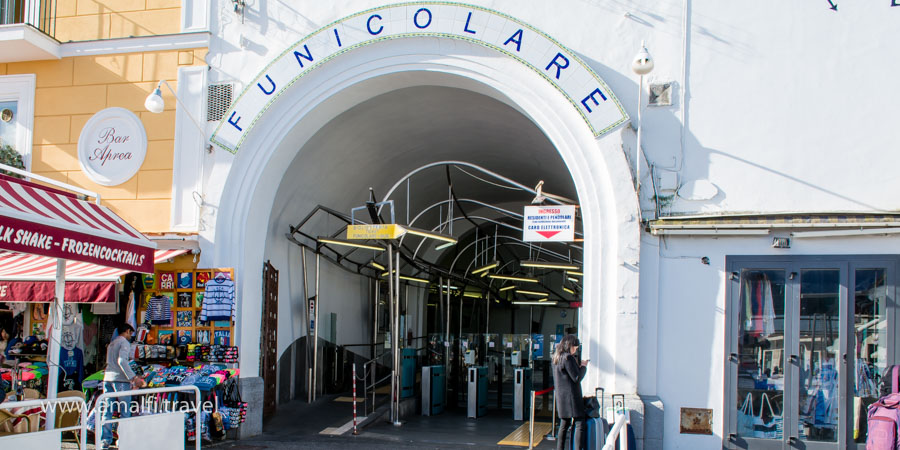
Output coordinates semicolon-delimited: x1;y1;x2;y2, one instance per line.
352;363;358;435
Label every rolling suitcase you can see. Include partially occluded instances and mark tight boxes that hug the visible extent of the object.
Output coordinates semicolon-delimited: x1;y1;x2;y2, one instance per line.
574;387;608;450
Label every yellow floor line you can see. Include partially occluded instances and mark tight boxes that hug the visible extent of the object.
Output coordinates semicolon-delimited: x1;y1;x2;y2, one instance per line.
374;385;391;394
333;396;356;402
497;421;552;447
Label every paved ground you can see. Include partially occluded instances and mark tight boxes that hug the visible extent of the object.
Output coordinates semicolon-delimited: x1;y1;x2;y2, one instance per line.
211;394;560;449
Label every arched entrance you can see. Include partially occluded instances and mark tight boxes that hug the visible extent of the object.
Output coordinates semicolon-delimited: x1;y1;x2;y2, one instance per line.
201;6;642;429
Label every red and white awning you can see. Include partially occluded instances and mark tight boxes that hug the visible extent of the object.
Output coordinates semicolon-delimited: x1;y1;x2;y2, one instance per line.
0;249;188;281
0;174;155;272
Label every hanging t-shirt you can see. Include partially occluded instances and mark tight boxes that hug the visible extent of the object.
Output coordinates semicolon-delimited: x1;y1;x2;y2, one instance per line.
200;274;235;322
58;347;84;391
147;295;173;325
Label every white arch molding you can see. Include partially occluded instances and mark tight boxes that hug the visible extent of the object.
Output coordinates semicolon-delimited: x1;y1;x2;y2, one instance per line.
202;38;642;394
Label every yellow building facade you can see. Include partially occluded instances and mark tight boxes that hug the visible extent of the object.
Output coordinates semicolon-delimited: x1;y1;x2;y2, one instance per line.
0;0;208;233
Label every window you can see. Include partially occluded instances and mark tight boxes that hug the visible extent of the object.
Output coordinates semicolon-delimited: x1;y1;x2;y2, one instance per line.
0;74;35;171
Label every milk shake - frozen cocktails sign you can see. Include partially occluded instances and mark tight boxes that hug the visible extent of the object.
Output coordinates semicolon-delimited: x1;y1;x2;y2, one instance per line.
77;107;148;186
211;2;628;153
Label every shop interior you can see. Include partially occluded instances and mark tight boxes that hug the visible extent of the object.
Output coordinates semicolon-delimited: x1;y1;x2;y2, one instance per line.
0;251;248;440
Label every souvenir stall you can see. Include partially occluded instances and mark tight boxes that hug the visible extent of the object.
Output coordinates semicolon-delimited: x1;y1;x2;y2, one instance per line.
0;250;189;399
0;169;155;435
77;264;247;441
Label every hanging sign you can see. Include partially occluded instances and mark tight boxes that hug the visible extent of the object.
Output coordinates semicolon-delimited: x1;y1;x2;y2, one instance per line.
77;107;147;186
309;298;316;332
523;205;576;242
347;224;405;240
210;2;628;153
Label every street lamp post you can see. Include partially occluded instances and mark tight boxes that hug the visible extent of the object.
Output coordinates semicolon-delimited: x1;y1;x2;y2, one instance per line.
631;42;654;196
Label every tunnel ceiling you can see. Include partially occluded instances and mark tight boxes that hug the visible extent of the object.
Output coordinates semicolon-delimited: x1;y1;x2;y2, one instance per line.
278;84;583;298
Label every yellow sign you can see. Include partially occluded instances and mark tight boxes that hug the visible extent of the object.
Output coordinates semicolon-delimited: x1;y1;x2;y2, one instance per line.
346;224;405;240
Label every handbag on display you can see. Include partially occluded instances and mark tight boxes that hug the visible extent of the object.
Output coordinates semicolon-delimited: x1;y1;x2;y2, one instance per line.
752;393;782;439
737;392;755;437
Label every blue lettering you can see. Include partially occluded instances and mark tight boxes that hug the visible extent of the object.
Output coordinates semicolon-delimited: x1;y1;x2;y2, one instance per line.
257;74;276;95
333;28;342;47
293;44;314;68
504;29;523;52
367;14;383;35
581;88;608;113
227;111;243;132
414;8;432;29
463;11;477;34
545;53;570;80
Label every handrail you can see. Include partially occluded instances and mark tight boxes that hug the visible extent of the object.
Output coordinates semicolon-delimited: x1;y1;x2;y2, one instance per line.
0;396;87;449
95;385;202;450
603;413;629;450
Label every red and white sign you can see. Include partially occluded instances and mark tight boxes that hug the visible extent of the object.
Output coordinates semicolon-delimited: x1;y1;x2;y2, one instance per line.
77;107;147;186
0;280;115;303
523;205;576;242
0;216;153;273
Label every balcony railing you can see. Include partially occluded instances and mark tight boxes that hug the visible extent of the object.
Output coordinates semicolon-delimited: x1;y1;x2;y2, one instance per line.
0;0;55;38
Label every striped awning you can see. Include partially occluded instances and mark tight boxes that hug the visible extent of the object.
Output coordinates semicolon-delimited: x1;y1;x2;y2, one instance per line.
0;249;188;281
0;174;155;272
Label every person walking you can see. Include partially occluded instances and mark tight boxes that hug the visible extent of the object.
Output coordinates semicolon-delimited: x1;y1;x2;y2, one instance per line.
100;323;145;449
553;334;588;450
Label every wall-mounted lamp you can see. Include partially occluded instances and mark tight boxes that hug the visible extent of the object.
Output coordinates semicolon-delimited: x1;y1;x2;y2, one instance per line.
144;80;212;153
631;41;654;194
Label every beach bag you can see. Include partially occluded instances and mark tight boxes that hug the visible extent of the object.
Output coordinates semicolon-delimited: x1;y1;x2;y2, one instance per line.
867;392;900;449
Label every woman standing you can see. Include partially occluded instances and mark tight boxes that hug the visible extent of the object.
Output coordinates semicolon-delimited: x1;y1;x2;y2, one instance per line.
553;334;588;450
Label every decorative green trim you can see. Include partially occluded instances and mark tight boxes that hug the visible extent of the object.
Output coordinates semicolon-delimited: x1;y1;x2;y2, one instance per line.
210;2;628;154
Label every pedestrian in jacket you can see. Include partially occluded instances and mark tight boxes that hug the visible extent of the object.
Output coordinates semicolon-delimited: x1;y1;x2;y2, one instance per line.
100;323;145;449
553;334;588;450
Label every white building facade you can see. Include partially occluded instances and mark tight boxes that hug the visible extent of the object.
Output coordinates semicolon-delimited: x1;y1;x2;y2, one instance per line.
183;2;900;449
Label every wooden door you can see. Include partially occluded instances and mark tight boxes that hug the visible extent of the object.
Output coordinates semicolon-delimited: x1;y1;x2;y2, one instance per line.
262;260;279;419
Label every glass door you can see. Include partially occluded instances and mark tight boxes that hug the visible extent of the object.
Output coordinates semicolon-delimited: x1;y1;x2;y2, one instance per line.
790;265;847;449
728;265;790;450
849;262;895;448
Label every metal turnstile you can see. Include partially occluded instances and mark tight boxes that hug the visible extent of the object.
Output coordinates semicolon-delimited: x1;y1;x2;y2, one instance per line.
422;365;445;415
401;348;416;398
513;367;533;420
467;366;488;418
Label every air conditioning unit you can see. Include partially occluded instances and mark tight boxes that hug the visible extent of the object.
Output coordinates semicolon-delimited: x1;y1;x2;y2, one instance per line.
206;82;235;121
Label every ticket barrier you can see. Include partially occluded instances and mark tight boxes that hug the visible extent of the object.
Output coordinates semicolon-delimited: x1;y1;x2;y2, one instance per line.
422;365;445;415
513;367;533;420
401;348;416;398
467;366;488;418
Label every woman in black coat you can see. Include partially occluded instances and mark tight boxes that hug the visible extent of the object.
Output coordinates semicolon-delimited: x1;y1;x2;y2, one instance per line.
552;334;588;450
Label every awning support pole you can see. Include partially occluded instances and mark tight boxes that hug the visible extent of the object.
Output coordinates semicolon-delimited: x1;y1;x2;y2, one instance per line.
45;258;66;428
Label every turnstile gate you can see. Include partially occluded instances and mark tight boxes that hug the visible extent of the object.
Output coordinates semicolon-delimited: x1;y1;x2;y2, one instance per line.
401;348;416;398
513;367;532;420
467;366;488;418
422;365;445;415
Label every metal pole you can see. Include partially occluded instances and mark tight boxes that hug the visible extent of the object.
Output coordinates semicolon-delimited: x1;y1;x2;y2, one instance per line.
388;245;396;423
373;279;379;399
302;246;311;402
636;73;643;194
313;253;320;401
528;390;536;449
529;306;534;369
393;248;401;425
548;391;557;440
352;363;359;435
